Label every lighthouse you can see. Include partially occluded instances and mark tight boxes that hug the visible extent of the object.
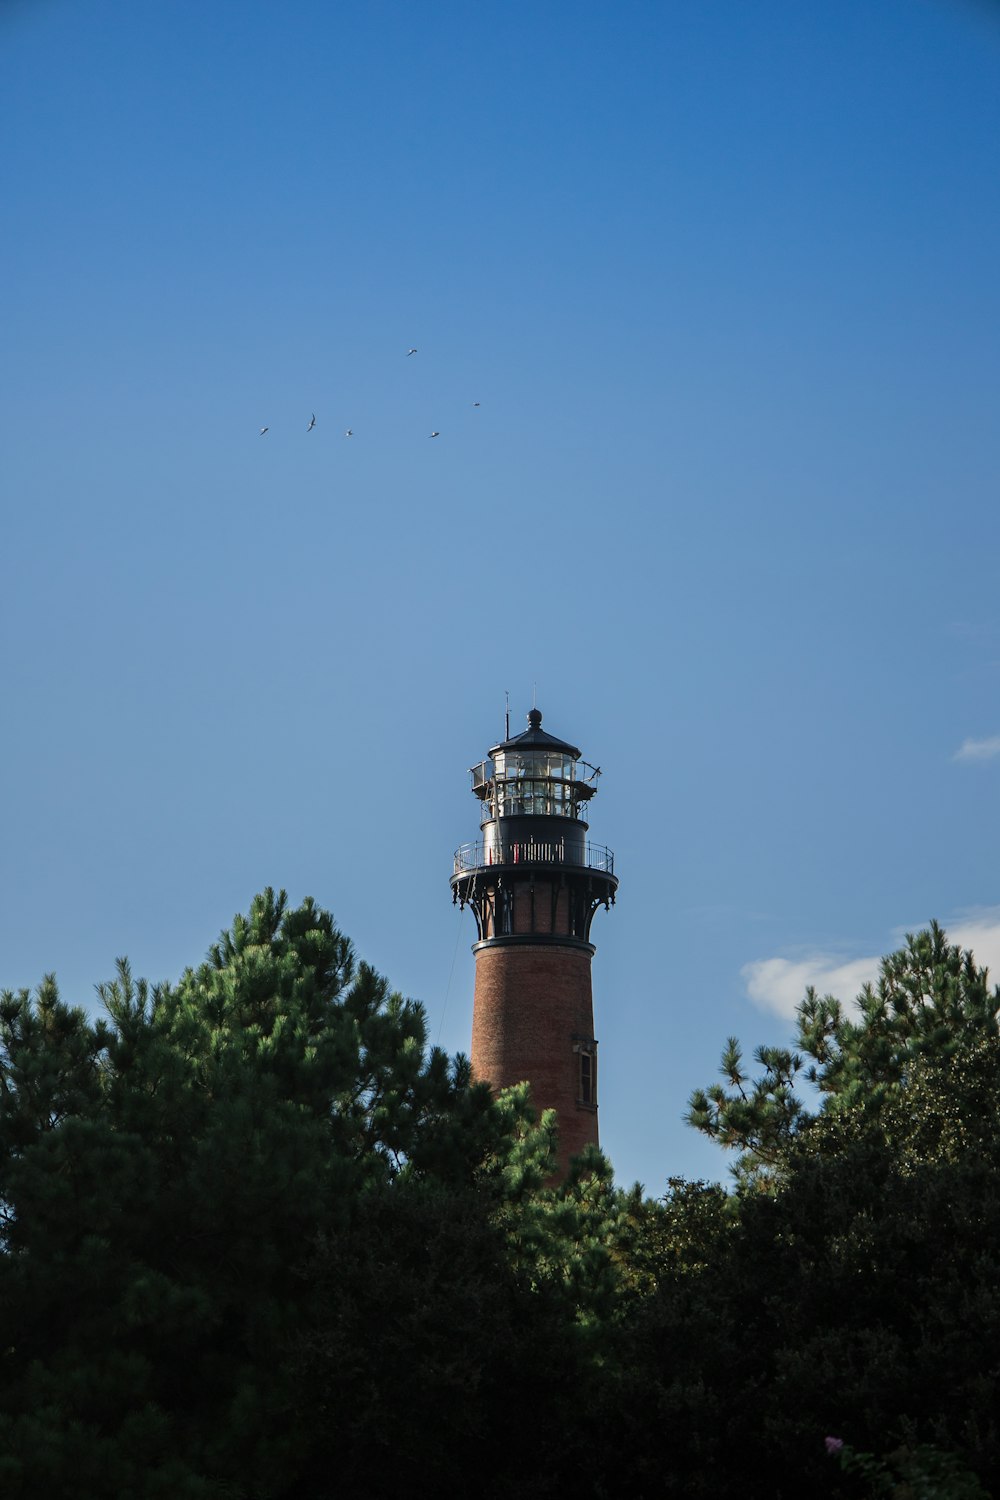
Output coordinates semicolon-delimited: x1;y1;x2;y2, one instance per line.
451;708;618;1167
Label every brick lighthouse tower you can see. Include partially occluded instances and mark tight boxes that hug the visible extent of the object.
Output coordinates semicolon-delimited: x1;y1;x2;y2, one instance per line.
451;708;618;1166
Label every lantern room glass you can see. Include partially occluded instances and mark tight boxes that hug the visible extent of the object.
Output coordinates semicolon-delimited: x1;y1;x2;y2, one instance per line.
489;749;580;819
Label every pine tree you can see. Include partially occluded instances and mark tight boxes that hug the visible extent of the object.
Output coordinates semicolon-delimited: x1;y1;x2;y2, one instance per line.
687;922;1000;1185
0;890;507;1498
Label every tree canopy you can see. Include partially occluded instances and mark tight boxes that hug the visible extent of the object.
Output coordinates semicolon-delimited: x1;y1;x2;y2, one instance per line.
1;897;997;1498
687;921;1000;1187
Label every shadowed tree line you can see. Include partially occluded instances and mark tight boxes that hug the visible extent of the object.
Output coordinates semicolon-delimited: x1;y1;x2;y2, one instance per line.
1;894;997;1498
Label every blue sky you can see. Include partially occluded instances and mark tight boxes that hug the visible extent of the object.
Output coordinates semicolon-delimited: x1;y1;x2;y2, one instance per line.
3;0;999;1190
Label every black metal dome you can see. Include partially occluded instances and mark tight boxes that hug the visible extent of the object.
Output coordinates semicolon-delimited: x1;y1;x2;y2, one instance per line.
489;708;581;762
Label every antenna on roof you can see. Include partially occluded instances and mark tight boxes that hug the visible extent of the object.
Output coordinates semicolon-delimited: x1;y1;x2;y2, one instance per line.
504;689;510;740
532;680;537;709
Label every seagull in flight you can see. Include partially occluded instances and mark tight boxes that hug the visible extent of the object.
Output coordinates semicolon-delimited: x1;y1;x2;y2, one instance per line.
472;402;480;408
429;431;440;438
259;427;269;436
307;414;316;432
344;429;354;437
407;348;418;356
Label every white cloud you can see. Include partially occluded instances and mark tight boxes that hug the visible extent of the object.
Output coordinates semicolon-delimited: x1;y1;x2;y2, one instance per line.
742;907;1000;1020
954;736;1000;762
742;953;880;1020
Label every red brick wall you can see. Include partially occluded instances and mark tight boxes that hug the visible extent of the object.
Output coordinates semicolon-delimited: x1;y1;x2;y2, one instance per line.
471;942;598;1170
478;881;570;939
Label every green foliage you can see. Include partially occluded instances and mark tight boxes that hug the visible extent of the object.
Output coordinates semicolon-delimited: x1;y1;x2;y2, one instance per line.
0;889;503;1498
831;1438;990;1499
687;1034;807;1188
3;904;997;1498
687;922;1000;1185
288;1175;588;1500
639;921;1000;1498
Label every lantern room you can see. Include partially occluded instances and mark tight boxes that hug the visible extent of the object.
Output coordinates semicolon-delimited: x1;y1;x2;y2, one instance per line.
469;708;601;823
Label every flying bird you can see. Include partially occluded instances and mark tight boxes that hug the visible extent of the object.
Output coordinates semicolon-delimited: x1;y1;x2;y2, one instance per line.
472;402;480;407
259;427;269;436
429;431;440;438
307;414;316;431
344;429;354;437
407;348;418;356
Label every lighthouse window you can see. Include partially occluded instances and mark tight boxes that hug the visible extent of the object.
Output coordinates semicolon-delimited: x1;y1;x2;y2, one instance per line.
576;1043;597;1107
510;780;572;817
522;781;543;814
501;784;525;816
